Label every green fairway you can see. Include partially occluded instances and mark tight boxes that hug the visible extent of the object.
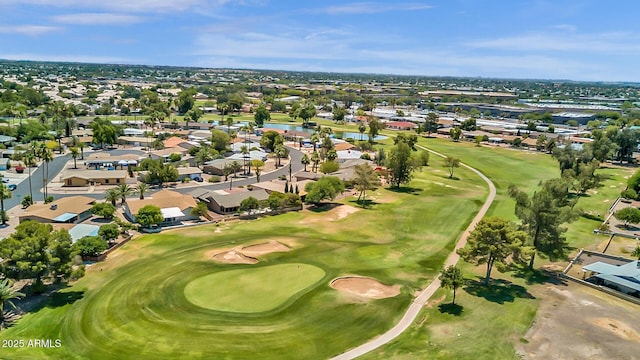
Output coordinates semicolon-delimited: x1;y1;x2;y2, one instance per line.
0;161;489;360
184;263;325;313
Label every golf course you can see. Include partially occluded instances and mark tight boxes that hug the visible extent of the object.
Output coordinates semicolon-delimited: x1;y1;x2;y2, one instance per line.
2;134;624;359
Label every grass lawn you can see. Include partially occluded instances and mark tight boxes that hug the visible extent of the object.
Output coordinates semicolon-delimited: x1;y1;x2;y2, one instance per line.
184;263;326;312
0;162;487;360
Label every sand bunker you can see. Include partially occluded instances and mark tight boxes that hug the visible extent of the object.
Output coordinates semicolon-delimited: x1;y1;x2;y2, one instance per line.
211;250;258;264
241;241;290;257
300;204;360;224
330;276;400;299
206;240;292;264
591;318;640;342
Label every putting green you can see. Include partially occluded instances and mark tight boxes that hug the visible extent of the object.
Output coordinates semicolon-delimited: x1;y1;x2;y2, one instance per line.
184;263;325;313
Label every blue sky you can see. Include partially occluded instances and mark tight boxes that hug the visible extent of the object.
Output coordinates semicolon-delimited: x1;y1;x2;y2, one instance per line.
0;0;638;82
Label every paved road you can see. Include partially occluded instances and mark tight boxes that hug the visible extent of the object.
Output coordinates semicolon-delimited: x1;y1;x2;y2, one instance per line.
7;145;305;208
331;144;497;360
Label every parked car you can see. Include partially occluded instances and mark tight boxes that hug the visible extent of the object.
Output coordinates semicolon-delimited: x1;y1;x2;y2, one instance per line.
1;178;9;183
8;184;17;191
194;177;204;182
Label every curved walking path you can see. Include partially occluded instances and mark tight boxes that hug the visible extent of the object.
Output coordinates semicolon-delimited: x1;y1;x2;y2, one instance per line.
331;144;497;360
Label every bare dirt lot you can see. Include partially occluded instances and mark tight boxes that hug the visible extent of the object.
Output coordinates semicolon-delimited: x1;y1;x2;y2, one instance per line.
517;281;640;359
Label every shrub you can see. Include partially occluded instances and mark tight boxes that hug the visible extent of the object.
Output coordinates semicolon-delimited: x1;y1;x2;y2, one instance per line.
208;175;221;183
360;153;371;160
73;236;108;257
622;188;638;200
45;195;54;204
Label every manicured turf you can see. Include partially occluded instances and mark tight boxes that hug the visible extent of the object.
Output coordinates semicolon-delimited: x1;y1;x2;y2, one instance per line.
184;263;325;312
0;163;487;360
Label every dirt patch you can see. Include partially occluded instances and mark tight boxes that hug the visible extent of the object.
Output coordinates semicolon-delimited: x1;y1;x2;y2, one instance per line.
517;282;640;359
335;204;359;219
330;276;400;299
591;317;640;342
300;204;361;224
241;241;291;257
211;250;258;264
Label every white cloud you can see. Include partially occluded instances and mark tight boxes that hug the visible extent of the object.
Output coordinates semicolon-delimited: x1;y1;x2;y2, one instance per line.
466;31;640;54
52;13;144;25
0;25;59;36
321;2;432;15
0;53;137;64
0;0;240;13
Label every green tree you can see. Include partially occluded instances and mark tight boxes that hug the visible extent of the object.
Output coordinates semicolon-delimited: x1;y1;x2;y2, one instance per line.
136;183;149;200
304;176;345;205
0;221;75;286
443;156;460;179
387;141;415;188
135;205;163;228
358;122;367;141
177;88;197;115
509;178;576;268
0;183;11;226
21;195;33;208
319;160;340;174
301;154;310;172
457;217;531;286
24;151;35;202
449;127;462;141
587;129;617;162
353;164;380;207
69;147;80;169
238;196;260;214
254;104;270;127
116;184;135;204
299;103;317;126
260;130;283;152
311;151;321;172
632;245;640;260
424;112;438;137
210;129;230;152
91;202;116;219
104;188;119;206
0;278;25;326
73;236;107;257
614;207;640;228
439;265;464;305
368;117;383;143
98;223;120;243
251;160;264;182
191;202;209;218
274;144;287;168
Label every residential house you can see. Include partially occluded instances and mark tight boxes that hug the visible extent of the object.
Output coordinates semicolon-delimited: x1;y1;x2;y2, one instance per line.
191;188;269;214
19;196;96;223
61;169;128;186
125;189;200;224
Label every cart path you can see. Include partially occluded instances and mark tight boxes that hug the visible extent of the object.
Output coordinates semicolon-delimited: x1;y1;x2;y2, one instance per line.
331;145;497;360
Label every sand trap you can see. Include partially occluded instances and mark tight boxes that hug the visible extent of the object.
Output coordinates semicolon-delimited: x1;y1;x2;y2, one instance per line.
591;318;640;342
330;276;400;299
335;205;359;219
241;241;290;257
211;250;258;264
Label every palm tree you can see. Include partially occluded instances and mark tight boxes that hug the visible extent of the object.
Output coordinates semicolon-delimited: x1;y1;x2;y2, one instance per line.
230;161;242;190
0;278;24;326
222;163;232;182
301;154;310;172
105;188;119;206
0;183;10;226
226;116;234;135
358;122;366;141
311;151;320;172
69;147;80;169
78;141;86;160
241;145;250;175
274;144;286;167
24;152;35;203
310;132;320;152
136;183;149;200
116;184;135;204
41;147;53;201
